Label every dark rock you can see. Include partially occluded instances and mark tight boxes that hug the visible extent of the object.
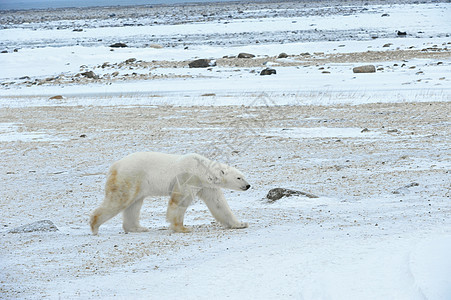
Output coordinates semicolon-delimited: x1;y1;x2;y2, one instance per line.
80;71;98;79
260;68;276;75
397;31;407;36
266;188;318;202
381;13;390;17
300;52;311;56
109;42;128;48
278;52;288;58
9;220;58;233
49;95;64;100
392;182;419;194
1;50;7;53
125;58;136;64
387;129;399;133
73;28;83;32
188;59;216;68
353;65;376;73
238;53;255;58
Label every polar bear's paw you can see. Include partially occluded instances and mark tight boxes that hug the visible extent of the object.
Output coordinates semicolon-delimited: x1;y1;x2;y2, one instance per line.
171;224;192;233
123;226;150;233
229;222;249;229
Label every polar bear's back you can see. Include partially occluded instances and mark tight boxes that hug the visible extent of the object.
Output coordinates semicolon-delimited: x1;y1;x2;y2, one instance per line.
112;152;182;176
109;152;210;196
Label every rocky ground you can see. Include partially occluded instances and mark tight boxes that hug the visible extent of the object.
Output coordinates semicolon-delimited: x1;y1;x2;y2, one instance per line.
1;100;450;298
1;48;449;88
1;0;450;298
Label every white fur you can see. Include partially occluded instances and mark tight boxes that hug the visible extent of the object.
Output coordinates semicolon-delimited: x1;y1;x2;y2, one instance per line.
90;152;250;235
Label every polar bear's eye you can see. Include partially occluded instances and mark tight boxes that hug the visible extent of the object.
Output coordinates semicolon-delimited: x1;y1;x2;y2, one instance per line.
237;177;241;180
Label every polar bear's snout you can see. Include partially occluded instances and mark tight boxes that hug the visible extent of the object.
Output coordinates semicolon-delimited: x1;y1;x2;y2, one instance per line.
242;184;251;191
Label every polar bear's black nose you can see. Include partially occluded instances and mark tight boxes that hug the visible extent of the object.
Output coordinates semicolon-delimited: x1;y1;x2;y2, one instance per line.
245;184;251;190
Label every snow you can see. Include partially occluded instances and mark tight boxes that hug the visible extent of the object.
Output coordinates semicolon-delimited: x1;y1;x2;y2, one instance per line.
0;122;66;142
410;236;451;299
264;127;379;138
1;1;450;299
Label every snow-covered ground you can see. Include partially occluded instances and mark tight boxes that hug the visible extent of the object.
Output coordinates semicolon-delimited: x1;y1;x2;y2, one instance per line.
1;1;450;299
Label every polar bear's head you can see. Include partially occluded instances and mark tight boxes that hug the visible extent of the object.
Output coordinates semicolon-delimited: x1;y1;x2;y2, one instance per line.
207;163;250;191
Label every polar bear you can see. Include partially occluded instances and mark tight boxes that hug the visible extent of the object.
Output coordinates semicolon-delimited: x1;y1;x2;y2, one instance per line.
90;152;250;235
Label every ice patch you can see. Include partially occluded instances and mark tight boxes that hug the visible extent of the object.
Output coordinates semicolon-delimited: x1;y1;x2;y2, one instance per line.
264;127;378;139
0;123;65;142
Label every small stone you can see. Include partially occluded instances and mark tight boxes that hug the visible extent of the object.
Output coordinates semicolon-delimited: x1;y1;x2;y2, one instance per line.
125;58;136;64
109;42;128;48
188;59;216;68
49;95;64;100
397;31;407;36
9;220;58;233
260;68;276;75
278;52;288;58
80;71;98;79
381;13;390;17
361;128;370;133
237;53;255;58
266;188;318;202
149;44;163;49
353;65;376;73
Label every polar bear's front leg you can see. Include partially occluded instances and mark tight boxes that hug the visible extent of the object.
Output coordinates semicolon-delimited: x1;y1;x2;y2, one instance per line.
166;193;194;233
198;188;248;229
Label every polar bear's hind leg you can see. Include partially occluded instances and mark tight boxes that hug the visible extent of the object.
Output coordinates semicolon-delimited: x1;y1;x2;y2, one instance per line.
90;200;126;235
90;168;137;235
122;197;149;233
